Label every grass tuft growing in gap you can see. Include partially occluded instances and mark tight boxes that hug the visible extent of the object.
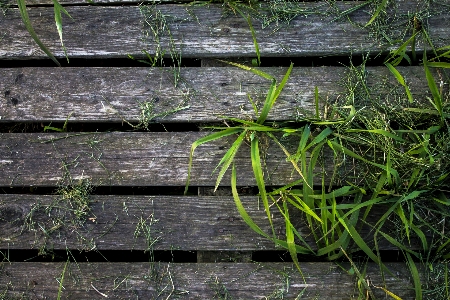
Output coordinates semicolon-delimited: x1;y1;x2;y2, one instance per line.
185;49;450;298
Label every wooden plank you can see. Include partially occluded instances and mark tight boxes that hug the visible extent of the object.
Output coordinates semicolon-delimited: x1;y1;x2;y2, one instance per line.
0;66;441;123
0;132;333;187
0;262;416;299
0;194;422;251
0;194;289;251
1;2;449;59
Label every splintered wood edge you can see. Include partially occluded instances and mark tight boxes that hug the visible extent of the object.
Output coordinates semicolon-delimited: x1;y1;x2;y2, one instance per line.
0;262;416;299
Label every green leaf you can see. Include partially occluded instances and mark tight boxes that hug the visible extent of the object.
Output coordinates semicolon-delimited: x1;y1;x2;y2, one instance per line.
214;131;246;191
406;252;422;300
365;0;388;27
257;63;294;124
314;86;320;119
338;216;380;264
247;15;260;67
217;60;273;80
283;200;304;278
184;127;243;195
423;51;443;118
385;62;413;103
328;140;400;183
427;62;450;68
52;0;72;63
57;259;69;300
251;135;274;236
17;0;61;66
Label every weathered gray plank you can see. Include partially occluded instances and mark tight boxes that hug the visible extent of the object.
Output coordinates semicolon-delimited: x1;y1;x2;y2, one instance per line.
0;66;441;123
0;132;332;187
0;194;408;251
0;262;416;299
1;2;449;59
0;194;290;251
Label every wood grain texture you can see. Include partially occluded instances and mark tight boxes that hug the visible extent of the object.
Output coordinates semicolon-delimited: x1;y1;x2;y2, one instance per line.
0;262;416;299
0;66;442;123
0;132;333;187
1;2;448;59
0;194;409;251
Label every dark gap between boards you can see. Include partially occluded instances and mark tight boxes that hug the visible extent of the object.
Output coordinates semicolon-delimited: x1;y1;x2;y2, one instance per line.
0;54;398;69
0;249;413;263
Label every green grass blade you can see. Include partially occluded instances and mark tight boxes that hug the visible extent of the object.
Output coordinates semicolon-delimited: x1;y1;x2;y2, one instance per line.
385;62;413;103
184;127;243;195
257;62;293;124
427;62;450;68
304;127;333;152
298;125;311;154
214;131;246;191
247;15;260;66
267;132;310;188
52;0;72;63
386;32;419;66
57;259;69;300
365;0;388;27
338;216;380;264
396;205;410;243
231;164;270;239
283;200;305;279
290;194;323;224
405;252;422;300
315;86;320;119
217;60;273;80
423;52;443;118
410;223;428;252
328;140;400;182
375;228;420;257
251;135;274;236
17;0;61;66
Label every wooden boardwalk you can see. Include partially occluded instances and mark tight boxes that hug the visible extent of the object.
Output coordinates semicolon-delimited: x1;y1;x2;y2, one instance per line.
1;0;449;298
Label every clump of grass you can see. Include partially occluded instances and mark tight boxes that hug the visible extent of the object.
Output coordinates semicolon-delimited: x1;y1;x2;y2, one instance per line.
133;213;161;255
208;276;233;300
102;96;190;131
133;3;184;87
185;51;450;298
56;177;93;227
23;165;95;253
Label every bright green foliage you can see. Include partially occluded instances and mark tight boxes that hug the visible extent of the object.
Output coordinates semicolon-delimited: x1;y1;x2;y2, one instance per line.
17;0;70;66
185;52;450;298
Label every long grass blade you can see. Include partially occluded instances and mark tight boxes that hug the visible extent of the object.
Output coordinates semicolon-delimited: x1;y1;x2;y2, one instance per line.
283;200;305;279
247;15;260;66
405;252;422;300
217;60;273;80
214;131;246;191
251;135;274;236
385;62;413;103
184;127;243;194
423;51;443;118
365;0;388;27
257;62;294;124
17;0;61;66
52;0;72;63
57;259;69;300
